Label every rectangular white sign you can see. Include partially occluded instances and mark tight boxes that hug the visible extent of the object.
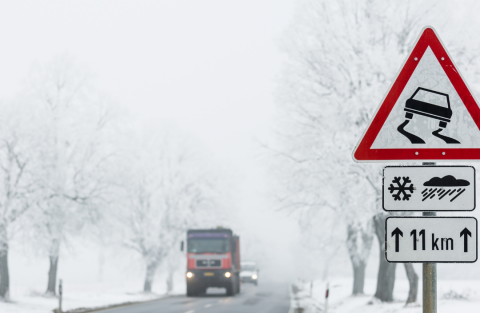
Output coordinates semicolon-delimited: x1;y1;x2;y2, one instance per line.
383;166;475;211
385;217;477;263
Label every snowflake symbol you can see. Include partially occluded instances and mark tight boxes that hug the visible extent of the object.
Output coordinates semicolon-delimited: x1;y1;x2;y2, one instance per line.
388;177;414;201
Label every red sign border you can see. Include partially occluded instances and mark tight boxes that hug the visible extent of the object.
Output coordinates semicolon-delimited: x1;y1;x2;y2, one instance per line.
353;27;480;162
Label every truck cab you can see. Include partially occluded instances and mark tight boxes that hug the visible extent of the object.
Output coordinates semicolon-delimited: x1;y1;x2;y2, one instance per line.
184;228;241;296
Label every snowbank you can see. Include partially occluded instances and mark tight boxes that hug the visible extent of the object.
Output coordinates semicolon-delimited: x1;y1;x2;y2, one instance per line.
0;280;185;313
291;277;480;313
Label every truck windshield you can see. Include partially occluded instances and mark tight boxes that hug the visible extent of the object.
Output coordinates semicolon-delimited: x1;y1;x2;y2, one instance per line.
188;238;230;253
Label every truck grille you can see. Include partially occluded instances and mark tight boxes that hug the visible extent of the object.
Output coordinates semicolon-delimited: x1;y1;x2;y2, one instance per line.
196;259;221;267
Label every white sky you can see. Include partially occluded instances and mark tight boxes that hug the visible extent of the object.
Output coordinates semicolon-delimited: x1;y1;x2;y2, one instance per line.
4;1;480;289
0;0;295;161
0;0;297;212
1;0;305;281
0;1;297;198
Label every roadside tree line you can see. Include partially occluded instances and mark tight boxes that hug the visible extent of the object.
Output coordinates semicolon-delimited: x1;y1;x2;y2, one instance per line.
0;56;224;300
273;0;480;304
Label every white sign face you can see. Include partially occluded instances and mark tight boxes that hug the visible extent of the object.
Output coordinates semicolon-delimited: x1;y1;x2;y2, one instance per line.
352;27;480;162
371;47;480;149
383;166;475;211
385;217;477;263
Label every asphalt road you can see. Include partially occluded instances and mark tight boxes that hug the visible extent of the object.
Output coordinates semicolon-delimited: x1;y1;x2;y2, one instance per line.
99;282;291;313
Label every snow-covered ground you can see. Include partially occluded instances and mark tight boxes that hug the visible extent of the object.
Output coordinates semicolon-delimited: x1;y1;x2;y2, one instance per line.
0;243;186;313
292;277;480;313
0;285;159;313
0;279;186;313
0;279;187;313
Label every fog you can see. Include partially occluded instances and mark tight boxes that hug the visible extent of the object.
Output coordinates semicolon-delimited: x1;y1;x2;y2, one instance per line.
1;1;480;312
0;0;302;290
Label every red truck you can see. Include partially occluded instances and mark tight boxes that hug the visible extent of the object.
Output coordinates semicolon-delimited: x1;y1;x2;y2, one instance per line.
183;228;241;296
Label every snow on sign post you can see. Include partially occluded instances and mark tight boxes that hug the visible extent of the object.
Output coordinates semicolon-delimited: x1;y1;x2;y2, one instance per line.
383;166;475;211
385;217;478;263
352;27;480;162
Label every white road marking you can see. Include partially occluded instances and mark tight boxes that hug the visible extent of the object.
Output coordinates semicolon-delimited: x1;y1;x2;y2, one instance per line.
204;304;212;308
185;311;194;313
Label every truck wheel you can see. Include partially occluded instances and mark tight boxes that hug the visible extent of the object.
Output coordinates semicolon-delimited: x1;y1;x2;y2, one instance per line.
236;277;241;293
226;282;235;296
187;282;197;297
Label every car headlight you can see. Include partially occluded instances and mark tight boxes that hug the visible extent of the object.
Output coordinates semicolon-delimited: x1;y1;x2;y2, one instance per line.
186;272;194;278
224;272;232;278
252;275;257;279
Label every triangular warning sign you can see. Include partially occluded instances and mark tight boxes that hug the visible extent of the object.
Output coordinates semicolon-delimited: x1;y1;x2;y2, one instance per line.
353;27;480;162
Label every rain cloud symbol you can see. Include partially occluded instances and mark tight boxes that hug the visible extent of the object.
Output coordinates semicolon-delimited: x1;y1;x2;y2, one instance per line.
421;175;470;202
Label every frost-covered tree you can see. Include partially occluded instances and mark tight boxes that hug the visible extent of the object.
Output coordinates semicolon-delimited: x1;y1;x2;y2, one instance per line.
165;246;182;294
271;125;375;295
22;56;116;296
0;99;39;300
117;130;218;293
274;0;439;301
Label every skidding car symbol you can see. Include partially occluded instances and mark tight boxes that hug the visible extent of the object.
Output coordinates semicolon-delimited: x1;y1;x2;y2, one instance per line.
397;87;460;144
405;87;452;125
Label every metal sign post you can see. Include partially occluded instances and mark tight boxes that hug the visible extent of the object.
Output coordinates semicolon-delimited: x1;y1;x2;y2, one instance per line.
59;279;63;313
351;26;480;313
423;162;436;313
324;282;329;313
423;212;436;313
383;163;478;312
424;162;436;313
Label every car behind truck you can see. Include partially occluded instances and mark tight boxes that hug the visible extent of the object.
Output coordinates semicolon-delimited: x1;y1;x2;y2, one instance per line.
240;261;259;285
184;228;241;296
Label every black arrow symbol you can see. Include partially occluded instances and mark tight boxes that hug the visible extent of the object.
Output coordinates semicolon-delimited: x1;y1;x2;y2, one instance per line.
460;228;472;252
391;227;403;252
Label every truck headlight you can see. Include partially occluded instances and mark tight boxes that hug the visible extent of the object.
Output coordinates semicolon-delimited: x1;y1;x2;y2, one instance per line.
186;272;194;278
224;272;232;278
252;275;257;279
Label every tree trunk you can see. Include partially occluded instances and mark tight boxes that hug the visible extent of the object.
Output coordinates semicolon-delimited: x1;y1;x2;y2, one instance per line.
46;256;59;295
0;249;9;300
46;238;60;296
373;213;396;302
0;224;9;300
346;222;373;295
143;262;158;293
404;263;418;304
352;260;366;295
